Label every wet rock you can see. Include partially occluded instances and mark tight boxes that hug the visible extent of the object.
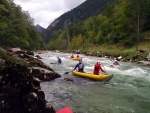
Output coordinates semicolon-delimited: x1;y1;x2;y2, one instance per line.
9;47;21;52
146;53;150;61
8;47;26;55
35;55;42;59
72;50;80;54
117;56;123;60
30;59;54;71
0;61;56;113
26;50;34;56
18;53;33;59
139;49;146;53
138;61;150;66
31;67;61;81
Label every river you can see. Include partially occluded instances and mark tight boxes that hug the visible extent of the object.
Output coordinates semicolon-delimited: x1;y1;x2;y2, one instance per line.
37;51;150;113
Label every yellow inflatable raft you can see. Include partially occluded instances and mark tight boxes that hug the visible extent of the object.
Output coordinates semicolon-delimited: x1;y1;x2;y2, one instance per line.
72;71;113;81
70;57;80;60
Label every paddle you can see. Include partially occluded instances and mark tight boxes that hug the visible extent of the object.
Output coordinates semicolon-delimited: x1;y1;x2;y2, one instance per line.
101;63;107;74
64;66;75;74
64;68;74;74
64;71;70;74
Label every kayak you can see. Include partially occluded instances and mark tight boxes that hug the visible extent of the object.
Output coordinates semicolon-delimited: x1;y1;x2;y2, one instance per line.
57;107;73;113
72;71;113;82
70;57;80;60
110;63;119;67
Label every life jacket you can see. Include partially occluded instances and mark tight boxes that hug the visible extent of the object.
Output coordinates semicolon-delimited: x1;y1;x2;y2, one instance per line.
94;63;100;75
78;63;83;72
70;55;74;58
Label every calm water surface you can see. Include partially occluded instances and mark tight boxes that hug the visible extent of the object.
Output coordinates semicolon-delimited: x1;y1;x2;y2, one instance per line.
37;51;150;113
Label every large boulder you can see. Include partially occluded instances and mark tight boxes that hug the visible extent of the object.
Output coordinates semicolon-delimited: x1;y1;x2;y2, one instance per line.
31;67;61;81
0;61;56;113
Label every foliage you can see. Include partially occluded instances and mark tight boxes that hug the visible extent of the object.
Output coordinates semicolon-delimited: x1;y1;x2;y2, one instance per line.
47;0;150;51
44;0;114;42
0;0;44;50
0;49;28;66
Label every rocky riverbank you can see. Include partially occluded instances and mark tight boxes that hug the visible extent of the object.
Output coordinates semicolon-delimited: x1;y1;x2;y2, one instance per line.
0;48;61;113
60;49;150;66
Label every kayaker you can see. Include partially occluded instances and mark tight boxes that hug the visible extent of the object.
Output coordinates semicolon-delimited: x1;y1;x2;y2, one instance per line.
74;59;84;72
113;60;119;65
57;56;62;64
93;62;106;75
70;54;74;58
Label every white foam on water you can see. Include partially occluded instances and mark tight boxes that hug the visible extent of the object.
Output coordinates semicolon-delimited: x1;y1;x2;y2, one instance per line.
38;51;150;81
120;67;148;77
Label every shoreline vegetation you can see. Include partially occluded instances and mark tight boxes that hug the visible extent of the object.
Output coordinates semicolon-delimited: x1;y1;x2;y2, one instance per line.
47;42;150;66
36;44;150;66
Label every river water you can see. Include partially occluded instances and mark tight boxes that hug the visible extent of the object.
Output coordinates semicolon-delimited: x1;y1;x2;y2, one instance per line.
37;51;150;113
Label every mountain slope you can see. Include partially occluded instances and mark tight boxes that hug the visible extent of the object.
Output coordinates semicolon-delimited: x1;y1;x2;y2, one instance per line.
43;0;114;43
35;24;46;35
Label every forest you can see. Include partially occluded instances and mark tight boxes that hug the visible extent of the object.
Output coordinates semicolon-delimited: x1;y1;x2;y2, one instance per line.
0;0;44;50
47;0;150;52
0;0;150;53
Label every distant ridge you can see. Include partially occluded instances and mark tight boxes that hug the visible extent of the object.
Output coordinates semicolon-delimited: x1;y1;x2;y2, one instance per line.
43;0;114;43
35;24;46;35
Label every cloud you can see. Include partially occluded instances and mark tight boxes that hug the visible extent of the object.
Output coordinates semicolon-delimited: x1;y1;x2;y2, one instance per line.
13;0;86;28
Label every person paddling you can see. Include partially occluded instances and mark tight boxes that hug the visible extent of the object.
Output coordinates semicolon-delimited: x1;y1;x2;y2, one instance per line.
76;54;80;58
70;54;74;58
57;56;62;64
50;56;62;64
73;59;84;72
93;62;106;75
113;60;119;65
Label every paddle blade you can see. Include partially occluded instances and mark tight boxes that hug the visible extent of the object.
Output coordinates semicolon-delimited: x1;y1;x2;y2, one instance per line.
56;107;73;113
64;72;69;74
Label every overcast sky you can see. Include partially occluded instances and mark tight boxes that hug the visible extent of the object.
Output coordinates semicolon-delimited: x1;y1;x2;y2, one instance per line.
13;0;86;28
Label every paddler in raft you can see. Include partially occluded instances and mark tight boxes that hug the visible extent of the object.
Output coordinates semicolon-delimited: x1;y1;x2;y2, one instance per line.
73;59;85;72
93;61;106;75
76;54;80;58
70;54;74;58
